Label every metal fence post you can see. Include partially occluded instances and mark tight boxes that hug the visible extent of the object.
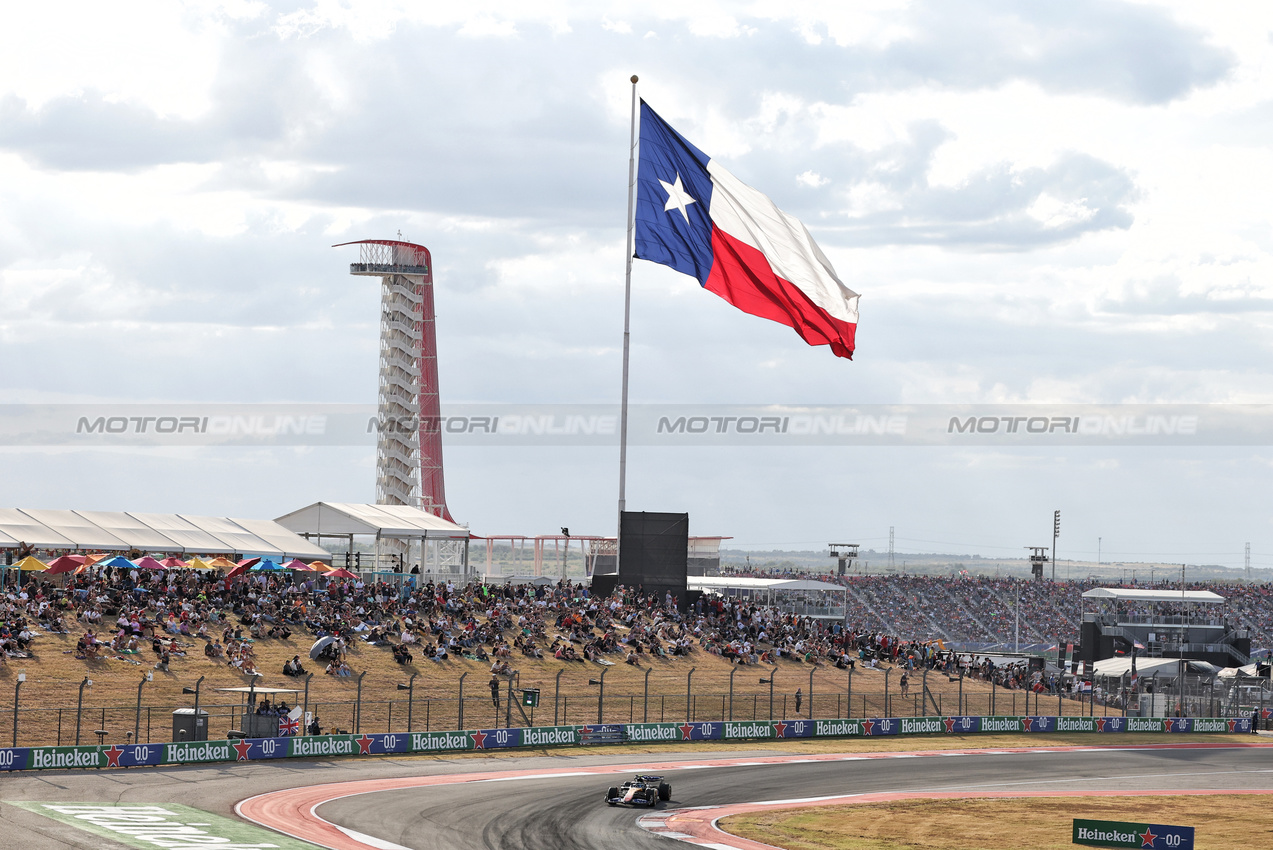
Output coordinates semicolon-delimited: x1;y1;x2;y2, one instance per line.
597;667;608;724
355;671;367;733
884;668;891;718
134;672;151;743
767;669;777;720
12;673;24;747
554;669;564;726
75;677;90;746
685;667;695;722
808;668;815;718
728;666;737;721
643;667;651;722
847;668;853;718
457;671;468;731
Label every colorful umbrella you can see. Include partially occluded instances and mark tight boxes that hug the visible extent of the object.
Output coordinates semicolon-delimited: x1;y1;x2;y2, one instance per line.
306;560;331;571
13;555;47;572
250;558;285;572
325;567;357;579
45;555;86;575
133;556;166;570
224;564;251;580
185;557;217;571
82;553;108;566
282;559;312;571
237;557;261;569
98;555;136;570
159;557;188;568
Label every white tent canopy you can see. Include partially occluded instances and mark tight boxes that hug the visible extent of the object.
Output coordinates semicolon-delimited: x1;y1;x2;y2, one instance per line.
1082;588;1226;604
689;576;844;593
1092;656;1220;678
19;509;131;550
275;501;470;540
0;506;330;560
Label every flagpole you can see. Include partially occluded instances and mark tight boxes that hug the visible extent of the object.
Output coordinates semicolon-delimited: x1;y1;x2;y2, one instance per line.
618;74;638;535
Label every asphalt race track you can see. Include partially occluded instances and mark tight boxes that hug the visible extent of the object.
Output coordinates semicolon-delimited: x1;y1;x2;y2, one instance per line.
4;743;1273;850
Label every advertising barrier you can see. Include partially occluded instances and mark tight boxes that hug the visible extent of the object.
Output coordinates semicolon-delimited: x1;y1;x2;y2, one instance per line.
0;714;1252;773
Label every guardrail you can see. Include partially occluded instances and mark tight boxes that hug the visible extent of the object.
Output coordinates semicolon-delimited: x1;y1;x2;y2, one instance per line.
0;714;1252;773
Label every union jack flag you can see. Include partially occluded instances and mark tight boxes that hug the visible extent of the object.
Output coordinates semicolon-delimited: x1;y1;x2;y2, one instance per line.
279;714;302;736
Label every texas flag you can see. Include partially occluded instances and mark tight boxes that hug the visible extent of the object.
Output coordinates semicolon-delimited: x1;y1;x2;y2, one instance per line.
634;101;859;359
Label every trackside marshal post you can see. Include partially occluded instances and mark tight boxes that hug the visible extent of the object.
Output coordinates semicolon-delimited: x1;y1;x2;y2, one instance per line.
1073;819;1194;849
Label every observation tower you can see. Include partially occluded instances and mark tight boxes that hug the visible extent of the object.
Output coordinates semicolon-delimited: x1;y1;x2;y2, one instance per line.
334;238;454;522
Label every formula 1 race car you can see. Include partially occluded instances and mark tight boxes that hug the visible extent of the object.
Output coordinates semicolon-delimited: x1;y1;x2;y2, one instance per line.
603;774;672;807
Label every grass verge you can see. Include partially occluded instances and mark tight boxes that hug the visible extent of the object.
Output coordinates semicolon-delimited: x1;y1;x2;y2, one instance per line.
721;795;1273;850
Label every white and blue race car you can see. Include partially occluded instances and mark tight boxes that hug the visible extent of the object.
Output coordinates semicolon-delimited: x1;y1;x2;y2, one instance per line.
604;774;672;807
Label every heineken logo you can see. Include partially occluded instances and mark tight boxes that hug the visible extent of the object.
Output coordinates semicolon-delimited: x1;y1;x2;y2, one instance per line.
815;719;862;737
29;748;99;769
981;717;1020;732
290;737;354;757
627;725;678;742
1057;717;1093;732
1127;718;1161;732
411;732;469;751
523;728;576;747
1191;719;1225;733
900;718;942;734
165;742;231;763
724;722;773;739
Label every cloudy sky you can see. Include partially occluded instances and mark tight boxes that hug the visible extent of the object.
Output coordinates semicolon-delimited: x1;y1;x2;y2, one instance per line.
1;1;1271;571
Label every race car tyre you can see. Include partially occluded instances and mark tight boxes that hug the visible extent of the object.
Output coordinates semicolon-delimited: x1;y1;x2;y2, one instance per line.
658;782;671;801
606;786;620;806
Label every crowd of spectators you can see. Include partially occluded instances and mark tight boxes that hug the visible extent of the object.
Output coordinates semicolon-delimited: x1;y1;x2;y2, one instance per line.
3;563;1273;693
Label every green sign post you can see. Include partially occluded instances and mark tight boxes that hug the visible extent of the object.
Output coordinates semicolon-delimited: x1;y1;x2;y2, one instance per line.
521;688;540;707
1073;819;1194;849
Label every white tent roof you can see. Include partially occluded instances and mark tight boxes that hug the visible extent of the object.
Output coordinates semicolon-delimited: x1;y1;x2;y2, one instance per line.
0;506;330;559
181;515;284;559
73;511;184;550
1091;656;1220;678
0;508;74;548
1082;587;1226;604
689;576;844;593
20;509;131;550
275;501;470;540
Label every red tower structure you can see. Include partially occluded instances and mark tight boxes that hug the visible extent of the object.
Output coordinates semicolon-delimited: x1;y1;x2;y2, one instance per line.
335;239;454;522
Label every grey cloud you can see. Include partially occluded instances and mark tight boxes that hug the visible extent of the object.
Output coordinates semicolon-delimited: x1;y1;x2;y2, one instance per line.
868;0;1232;104
1099;277;1273;316
738;125;1138;249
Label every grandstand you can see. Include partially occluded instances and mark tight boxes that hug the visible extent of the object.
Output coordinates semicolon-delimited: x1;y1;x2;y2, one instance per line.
719;571;1273;656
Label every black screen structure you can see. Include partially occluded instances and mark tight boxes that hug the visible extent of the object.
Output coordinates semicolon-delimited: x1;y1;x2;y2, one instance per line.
617;511;689;605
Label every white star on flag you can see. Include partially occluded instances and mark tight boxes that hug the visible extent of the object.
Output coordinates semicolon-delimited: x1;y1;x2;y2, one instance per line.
659;173;697;222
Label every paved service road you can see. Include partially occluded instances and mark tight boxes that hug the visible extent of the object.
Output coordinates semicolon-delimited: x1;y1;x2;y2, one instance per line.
2;744;1271;850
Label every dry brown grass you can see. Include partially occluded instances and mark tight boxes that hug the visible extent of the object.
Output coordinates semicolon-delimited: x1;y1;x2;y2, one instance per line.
0;624;1116;747
722;795;1273;850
